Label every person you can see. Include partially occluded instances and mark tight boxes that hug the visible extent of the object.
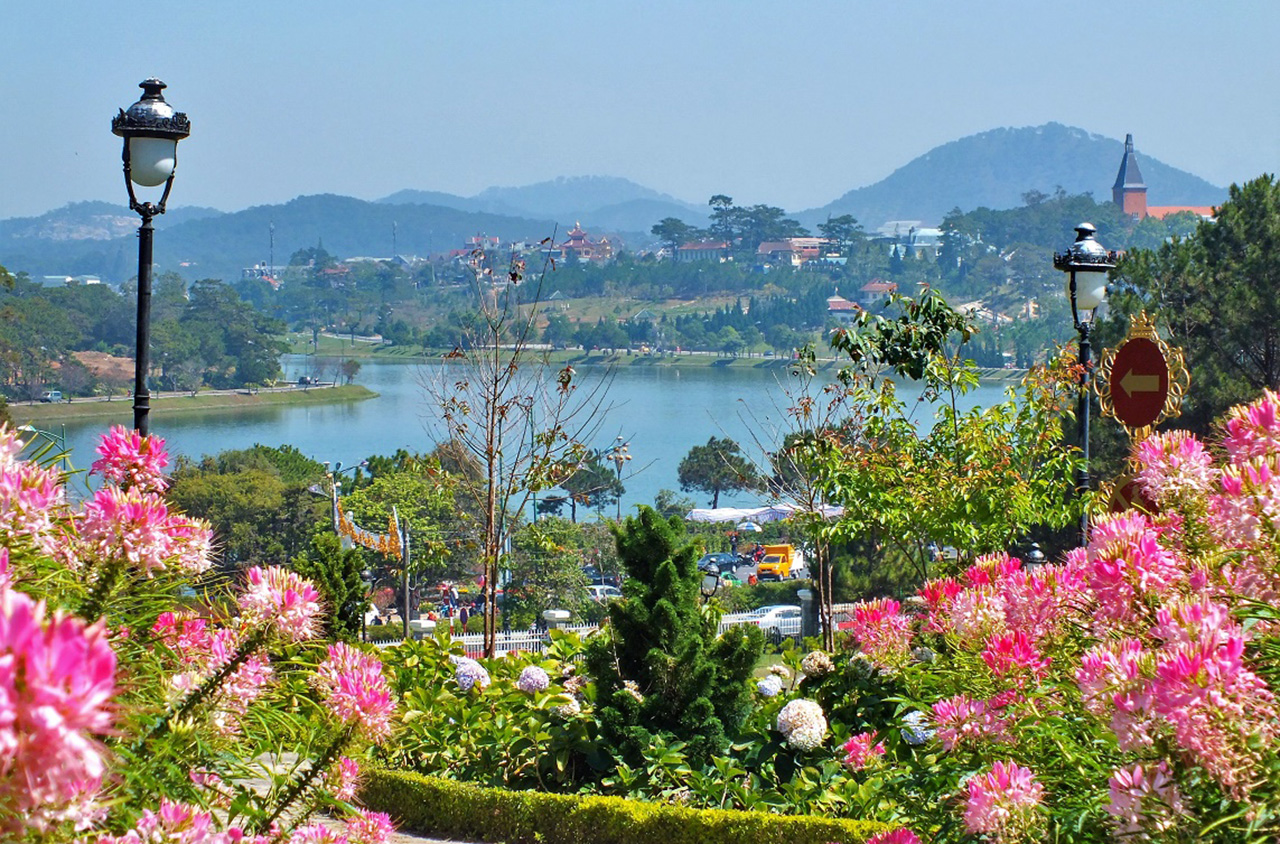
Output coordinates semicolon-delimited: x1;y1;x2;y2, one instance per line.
449;584;460;606
747;573;757;586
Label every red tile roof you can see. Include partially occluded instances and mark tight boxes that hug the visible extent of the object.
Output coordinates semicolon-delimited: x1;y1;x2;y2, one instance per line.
1147;206;1216;220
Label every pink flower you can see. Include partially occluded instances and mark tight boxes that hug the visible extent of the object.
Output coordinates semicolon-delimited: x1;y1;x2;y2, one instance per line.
931;693;1014;750
1085;512;1187;629
91;425;170;492
844;597;912;669
867;830;922;844
345;809;395;844
963;760;1044;843
945;586;1007;646
1134;430;1216;506
286;822;345;844
841;731;885;770
964;552;1022;587
313;643;395;741
981;630;1050;681
1221;389;1280;463
0;577;116;831
78;486;175;575
97;799;243;843
0;457;65;556
1075;638;1155;751
239;566;322;643
326;756;361;802
918;576;962;633
1107;761;1186;838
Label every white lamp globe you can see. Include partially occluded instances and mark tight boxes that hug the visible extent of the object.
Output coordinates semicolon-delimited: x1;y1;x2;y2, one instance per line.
128;137;178;187
1067;273;1108;312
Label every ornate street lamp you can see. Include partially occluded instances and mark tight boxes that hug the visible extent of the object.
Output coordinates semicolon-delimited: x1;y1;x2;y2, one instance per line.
700;563;721;602
1054;223;1117;542
112;79;191;437
607;436;631;519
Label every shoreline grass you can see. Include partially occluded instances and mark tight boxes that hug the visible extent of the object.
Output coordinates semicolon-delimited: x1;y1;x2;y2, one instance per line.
9;384;378;424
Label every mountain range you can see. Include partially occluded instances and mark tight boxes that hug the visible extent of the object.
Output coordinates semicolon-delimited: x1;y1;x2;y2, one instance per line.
1;124;1228;283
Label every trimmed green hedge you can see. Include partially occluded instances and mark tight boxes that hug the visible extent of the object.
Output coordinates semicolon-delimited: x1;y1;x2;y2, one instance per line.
361;768;892;844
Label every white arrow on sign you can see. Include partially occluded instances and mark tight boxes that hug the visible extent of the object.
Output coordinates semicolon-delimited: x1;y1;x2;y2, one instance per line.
1120;370;1161;397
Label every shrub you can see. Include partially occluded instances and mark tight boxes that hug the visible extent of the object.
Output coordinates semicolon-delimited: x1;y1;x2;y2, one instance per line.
360;767;892;844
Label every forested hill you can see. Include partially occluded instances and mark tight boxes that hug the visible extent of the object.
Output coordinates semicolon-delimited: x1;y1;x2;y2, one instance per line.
797;123;1226;228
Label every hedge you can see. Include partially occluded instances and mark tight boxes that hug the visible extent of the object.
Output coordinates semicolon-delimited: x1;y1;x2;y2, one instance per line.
360;768;893;844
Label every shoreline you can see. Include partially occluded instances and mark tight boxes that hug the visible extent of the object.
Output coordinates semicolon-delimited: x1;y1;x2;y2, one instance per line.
288;338;1030;383
9;384;378;424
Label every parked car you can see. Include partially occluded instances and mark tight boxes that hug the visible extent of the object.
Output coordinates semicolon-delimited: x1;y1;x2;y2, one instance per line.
582;566;621;587
696;552;737;572
587;584;623;602
749;604;802;635
40;390;63;403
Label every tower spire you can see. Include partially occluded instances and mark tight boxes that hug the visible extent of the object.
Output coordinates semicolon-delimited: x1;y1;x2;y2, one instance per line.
1112;133;1147;218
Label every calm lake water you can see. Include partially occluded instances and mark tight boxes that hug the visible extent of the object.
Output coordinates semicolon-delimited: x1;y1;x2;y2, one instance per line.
49;356;1013;511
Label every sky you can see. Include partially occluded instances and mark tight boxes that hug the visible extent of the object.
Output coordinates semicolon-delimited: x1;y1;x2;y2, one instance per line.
5;1;1278;220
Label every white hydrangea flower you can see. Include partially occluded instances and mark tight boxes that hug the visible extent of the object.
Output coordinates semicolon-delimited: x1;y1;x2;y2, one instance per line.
623;679;644;703
757;675;783;697
801;650;834;678
454;657;491;692
516;665;550;694
769;665;791;680
776;698;827;751
552;697;582;719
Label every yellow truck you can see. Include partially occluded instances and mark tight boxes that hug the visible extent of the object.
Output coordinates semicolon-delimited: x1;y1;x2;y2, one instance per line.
755;544;795;581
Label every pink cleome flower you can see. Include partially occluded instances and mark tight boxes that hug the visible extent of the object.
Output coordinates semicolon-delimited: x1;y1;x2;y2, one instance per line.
326;756;362;802
1134;430;1217;506
345;809;395;844
867;830;922;844
844;597;913;669
1085;511;1187;629
1221;389;1280;463
97;799;244;844
963;760;1045;843
0;561;117;832
78;486;175;576
964;553;1022;588
91;425;170;492
981;630;1051;681
239;566;322;643
1107;760;1186;838
841;731;886;770
312;642;395;741
931;693;1014;751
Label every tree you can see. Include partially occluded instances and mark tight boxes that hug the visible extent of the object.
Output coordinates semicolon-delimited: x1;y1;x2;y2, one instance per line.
1105;174;1280;434
424;253;611;655
341;358;361;384
290;532;366;639
504;517;590;627
651;217;696;254
558;449;623;521
583;507;761;768
677;436;759;507
817;214;865;256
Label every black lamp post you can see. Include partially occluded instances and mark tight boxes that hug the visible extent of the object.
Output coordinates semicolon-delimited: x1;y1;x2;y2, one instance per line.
112;79;190;437
1053;223;1117;543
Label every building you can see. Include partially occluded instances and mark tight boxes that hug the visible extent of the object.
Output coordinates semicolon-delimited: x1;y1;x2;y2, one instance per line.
1113;133;1217;222
856;280;897;308
757;237;828;267
1113;134;1148;218
555;223;614;263
825;292;859;325
675;240;730;263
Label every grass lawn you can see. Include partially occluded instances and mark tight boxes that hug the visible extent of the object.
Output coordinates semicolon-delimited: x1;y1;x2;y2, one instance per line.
10;384;378;424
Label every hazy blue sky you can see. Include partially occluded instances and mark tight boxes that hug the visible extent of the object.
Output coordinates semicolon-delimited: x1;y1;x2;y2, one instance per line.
6;1;1277;219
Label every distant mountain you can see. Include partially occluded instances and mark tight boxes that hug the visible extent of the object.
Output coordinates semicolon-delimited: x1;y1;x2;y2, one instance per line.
797;123;1227;229
0;194;558;283
379;175;705;233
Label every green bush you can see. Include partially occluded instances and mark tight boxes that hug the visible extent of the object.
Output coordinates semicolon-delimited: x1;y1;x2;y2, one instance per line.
360;768;892;844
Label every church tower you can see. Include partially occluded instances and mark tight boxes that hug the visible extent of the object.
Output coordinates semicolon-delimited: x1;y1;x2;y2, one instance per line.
1112;133;1148;218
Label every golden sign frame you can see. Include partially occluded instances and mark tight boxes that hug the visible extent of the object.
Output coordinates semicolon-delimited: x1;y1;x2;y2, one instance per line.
1096;311;1190;443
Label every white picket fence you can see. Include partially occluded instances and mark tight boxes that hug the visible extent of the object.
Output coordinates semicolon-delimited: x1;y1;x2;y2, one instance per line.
449;623;599;657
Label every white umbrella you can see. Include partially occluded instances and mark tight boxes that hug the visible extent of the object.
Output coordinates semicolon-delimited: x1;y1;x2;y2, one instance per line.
736;520;763;532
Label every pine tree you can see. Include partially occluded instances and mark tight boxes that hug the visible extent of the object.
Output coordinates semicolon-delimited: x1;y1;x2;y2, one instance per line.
585;507;761;767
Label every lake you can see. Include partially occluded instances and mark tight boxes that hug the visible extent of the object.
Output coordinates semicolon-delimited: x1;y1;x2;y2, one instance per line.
46;356;1014;513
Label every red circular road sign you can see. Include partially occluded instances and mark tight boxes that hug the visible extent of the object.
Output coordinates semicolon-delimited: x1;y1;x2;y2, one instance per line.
1109;337;1170;428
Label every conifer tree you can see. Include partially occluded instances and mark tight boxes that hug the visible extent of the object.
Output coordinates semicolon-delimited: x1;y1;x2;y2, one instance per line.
585;506;761;767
